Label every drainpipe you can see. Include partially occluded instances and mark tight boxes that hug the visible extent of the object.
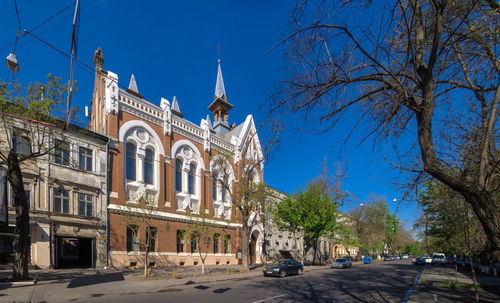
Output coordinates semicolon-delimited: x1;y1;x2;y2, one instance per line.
104;137;110;269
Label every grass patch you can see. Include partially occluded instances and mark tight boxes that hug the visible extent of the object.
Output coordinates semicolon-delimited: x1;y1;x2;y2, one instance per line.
436;280;483;291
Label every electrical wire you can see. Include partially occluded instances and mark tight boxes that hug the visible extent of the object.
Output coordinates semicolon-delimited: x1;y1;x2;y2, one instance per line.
0;0;98;54
24;30;133;92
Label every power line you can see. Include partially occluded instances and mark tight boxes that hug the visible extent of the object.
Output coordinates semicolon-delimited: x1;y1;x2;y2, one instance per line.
0;1;100;54
23;30;135;93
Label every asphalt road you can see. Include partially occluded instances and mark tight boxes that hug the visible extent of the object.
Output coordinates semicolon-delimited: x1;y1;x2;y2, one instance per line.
78;259;423;303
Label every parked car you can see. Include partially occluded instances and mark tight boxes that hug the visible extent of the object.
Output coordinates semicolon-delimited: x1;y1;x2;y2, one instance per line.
332;258;352;269
431;254;446;265
263;259;303;277
384;255;393;261
402;254;409;259
363;256;372;264
422;255;432;264
445;256;456;264
413;256;426;265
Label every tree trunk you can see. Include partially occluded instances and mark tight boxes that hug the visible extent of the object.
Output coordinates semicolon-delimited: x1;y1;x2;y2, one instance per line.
467;193;500;263
7;152;30;281
242;221;250;271
144;250;148;278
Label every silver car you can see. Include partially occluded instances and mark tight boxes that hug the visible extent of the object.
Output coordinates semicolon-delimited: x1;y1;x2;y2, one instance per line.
331;258;352;269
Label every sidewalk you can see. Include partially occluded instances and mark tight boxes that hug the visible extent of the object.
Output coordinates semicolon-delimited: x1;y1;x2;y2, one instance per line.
408;265;500;303
0;263;332;302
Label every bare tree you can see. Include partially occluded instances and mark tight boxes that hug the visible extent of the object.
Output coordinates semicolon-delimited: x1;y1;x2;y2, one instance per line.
212;121;280;271
272;0;500;260
186;205;220;275
122;195;160;278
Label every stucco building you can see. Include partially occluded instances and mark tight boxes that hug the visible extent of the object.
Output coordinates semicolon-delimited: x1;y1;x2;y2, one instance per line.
0;114;108;269
89;48;266;268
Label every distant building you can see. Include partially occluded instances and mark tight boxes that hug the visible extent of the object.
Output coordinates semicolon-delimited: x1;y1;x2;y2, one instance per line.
0;113;108;269
89;48;266;268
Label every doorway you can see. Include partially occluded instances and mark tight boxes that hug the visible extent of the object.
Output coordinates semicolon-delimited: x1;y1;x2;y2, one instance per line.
56;237;93;268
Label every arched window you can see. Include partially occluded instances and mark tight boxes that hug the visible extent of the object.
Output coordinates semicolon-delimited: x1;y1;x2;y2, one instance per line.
175;159;183;192
188;163;196;195
221;175;228;202
212;172;217;201
144;148;154;185
126;142;137;181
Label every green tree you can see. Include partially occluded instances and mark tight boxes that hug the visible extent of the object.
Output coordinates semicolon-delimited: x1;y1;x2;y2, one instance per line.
349;198;393;257
272;181;339;263
272;0;500;261
0;75;73;280
335;219;361;257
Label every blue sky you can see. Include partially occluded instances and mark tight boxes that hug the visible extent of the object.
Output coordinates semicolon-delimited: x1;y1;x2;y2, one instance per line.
0;0;420;229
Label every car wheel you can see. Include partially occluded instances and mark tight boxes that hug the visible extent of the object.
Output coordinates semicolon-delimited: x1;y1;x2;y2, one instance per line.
298;269;303;275
280;271;286;278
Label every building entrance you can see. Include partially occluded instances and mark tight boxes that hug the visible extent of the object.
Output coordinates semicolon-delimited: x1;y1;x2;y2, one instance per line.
56;237;93;268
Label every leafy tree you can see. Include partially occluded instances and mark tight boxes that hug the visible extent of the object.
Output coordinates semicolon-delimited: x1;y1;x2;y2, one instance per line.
349;198;393;256
0;75;74;280
272;181;339;263
415;181;487;256
272;0;500;261
335;219;361;257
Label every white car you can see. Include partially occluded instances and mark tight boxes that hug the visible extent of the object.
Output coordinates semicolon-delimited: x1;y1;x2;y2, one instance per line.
423;255;432;263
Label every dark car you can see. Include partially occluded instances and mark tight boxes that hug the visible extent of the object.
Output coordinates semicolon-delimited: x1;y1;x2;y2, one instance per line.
413;256;426;265
384;255;393;261
331;258;352;269
445;256;456;264
263;259;303;278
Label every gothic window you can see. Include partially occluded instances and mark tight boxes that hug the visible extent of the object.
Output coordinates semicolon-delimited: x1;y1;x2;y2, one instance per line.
221;175;228;202
175;159;183;192
144;148;154;185
224;235;231;254
176;230;185;253
188;163;196;195
127;225;138;252
211;173;217;202
126;142;137;181
214;233;220;254
146;227;157;252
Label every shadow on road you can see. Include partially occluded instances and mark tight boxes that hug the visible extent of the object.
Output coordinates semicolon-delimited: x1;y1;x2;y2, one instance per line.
67;272;124;288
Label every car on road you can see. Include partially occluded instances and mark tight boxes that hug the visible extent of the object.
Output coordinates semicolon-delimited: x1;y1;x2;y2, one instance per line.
421;255;432;264
263;259;303;278
332;258;352;269
445;256;456;264
412;256;427;265
402;254;409;259
431;254;446;265
384;255;393;261
363;256;372;264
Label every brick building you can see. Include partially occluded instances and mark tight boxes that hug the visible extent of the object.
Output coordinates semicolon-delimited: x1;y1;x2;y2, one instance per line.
89;48;265;268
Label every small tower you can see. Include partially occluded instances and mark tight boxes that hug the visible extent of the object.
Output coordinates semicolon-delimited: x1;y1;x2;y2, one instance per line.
208;59;233;133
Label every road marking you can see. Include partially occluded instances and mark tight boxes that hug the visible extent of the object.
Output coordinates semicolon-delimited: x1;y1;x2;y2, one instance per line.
251;294;286;303
433;294;438;302
401;269;424;303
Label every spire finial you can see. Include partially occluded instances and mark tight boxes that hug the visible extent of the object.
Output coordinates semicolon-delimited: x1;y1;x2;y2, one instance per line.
217;45;221;64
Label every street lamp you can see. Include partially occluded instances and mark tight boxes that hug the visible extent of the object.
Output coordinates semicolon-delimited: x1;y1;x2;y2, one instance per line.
6;53;19;72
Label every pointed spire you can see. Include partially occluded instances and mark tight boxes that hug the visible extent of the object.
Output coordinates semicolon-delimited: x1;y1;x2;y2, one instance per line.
171;96;183;117
214;60;226;100
206;114;212;129
128;74;138;93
